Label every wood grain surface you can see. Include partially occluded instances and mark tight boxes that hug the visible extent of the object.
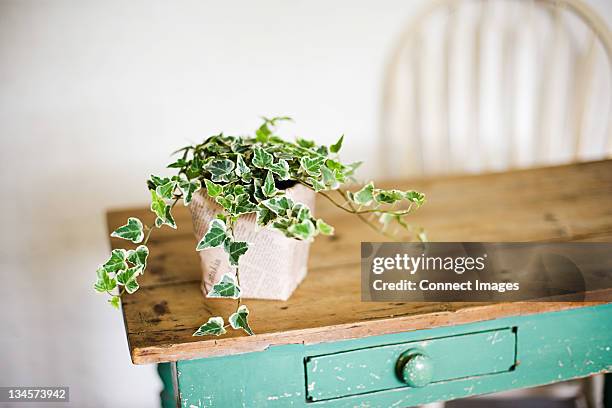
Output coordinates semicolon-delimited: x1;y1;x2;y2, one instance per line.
106;160;612;364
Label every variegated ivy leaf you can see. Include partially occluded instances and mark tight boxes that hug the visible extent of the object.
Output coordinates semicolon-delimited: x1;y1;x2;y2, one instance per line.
287;219;316;240
233;193;256;215
94;267;117;293
224;238;250;266
374;189;404;204
321;165;340;190
204;179;223;198
229;305;254;335
150;190;176;229
252;146;274;168
306;177;327;192
262;171;278;197
235;154;252;180
404;190;426;206
110;217;144;243
351;182;375;206
316;219;334;235
117;266;142;294
148;175;170;189
207;273;241;299
102;249;128;273
253;179;266;201
262;196;294;216
156;180;177;199
329;134;344;154
300;156;326;177
193;316;227;336
178;179;201;205
207;159;235;182
196;219;228;250
255;204;275;227
293;203;311;221
109;295;120;309
267;159;290;180
126;245;149;271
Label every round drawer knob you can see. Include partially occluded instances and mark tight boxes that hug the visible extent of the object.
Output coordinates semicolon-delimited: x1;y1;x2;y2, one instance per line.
396;350;434;388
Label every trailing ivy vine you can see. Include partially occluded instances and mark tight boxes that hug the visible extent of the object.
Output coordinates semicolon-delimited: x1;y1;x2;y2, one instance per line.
96;117;426;337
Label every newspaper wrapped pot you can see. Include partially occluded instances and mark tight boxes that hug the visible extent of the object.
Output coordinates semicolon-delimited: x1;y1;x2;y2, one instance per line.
189;183;315;301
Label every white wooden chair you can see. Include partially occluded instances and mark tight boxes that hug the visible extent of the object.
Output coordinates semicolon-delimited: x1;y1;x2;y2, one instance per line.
380;0;612;177
380;1;611;407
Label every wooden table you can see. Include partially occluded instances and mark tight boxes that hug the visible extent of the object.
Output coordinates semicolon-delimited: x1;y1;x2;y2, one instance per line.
107;160;612;407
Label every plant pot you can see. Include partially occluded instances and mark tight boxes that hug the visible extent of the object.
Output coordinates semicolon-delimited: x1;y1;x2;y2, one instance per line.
189;183;315;301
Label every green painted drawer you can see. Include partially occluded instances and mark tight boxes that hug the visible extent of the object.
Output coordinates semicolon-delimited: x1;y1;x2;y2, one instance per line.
175;305;612;407
305;328;517;402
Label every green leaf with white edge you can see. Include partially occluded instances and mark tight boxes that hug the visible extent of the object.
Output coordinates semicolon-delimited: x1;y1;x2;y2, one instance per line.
207;273;241;299
204;179;223;198
352;182;375;206
262;196;294;215
94;267;117;293
117;266;142;294
233;193;256;215
109;295;120;309
235;154;251;178
196;219;228;250
287;219;316;240
178;179;201;205
404;190;425;206
223;238;250;266
150;190;177;229
255;204;276;227
102;249;128;273
316;218;334;235
417;229;428;242
262;171;278;197
330;134;344;153
126;245;149;271
207;159;235;182
229;304;254;335
110;217;144;243
267;159;290;180
149;175;170;188
252;146;274;168
156;180;177;199
306;177;327;192
300;156;326;177
321;165;340;189
193;316;227;336
374;189;404;204
293;203;311;221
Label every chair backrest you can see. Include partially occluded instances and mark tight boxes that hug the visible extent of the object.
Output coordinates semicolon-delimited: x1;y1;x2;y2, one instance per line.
380;0;612;176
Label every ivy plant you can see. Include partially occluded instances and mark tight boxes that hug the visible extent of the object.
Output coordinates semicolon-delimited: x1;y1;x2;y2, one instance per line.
96;117;426;337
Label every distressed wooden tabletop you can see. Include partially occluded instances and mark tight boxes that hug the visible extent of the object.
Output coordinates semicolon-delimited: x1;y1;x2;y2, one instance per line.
107;160;612;364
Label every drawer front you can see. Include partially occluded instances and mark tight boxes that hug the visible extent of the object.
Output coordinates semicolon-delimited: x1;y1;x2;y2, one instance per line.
305;328;517;402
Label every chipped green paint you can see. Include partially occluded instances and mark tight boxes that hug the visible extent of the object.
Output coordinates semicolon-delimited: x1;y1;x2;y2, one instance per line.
305;328;515;401
175;304;612;407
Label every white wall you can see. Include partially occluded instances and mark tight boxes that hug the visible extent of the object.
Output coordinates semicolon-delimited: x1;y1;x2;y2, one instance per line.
1;1;610;407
